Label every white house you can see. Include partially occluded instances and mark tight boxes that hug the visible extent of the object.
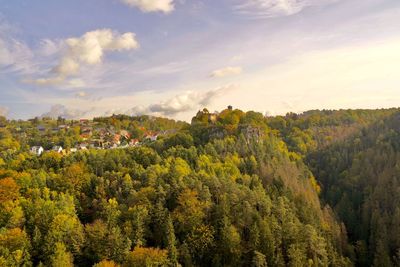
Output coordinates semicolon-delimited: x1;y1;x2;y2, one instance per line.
78;143;88;150
145;133;158;141
52;146;63;153
30;146;44;156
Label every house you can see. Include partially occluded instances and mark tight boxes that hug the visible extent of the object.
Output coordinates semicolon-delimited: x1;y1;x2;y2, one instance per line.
78;143;88;150
91;138;104;148
80;127;92;140
70;148;78;153
81;126;93;136
52;146;63;153
96;128;108;138
144;132;158;141
113;134;121;145
37;125;46;132
129;139;140;147
30;146;44;156
120;130;130;140
80;119;89;125
80;133;90;140
58;125;69;130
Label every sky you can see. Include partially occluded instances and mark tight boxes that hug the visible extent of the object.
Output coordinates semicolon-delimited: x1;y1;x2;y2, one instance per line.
1;0;400;121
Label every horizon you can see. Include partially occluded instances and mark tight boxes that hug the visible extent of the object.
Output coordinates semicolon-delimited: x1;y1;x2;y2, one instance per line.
1;0;400;120
2;105;400;123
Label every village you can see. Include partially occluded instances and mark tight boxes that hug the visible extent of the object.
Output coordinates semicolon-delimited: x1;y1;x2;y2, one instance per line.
28;118;173;156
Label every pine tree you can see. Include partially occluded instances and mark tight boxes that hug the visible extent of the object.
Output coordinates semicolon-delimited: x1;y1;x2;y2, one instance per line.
166;214;178;266
252;251;267;267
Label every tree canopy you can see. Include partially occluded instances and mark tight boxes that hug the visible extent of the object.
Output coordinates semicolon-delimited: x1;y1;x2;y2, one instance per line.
2;107;399;266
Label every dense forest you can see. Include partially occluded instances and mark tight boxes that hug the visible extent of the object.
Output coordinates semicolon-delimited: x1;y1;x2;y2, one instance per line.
0;107;399;266
267;108;400;266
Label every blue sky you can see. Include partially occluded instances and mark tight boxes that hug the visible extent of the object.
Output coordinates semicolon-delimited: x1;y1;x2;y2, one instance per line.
1;0;400;120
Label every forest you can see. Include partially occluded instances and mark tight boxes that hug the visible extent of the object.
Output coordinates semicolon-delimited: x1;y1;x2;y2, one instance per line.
0;107;399;266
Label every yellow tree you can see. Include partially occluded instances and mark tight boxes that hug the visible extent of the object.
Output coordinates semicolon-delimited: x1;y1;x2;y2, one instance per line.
0;177;20;203
125;246;169;267
173;189;208;234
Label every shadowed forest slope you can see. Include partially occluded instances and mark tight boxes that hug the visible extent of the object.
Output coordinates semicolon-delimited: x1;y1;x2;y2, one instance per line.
267;108;400;267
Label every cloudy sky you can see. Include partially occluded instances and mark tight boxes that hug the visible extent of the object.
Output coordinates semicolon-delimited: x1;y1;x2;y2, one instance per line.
1;0;400;120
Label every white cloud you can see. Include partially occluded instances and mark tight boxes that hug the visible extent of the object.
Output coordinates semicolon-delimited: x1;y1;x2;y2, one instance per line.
0;106;9;117
41;104;93;119
0;21;15;66
120;0;175;13
128;85;235;116
29;84;234;120
33;29;139;85
211;66;242;78
234;0;338;18
126;105;149;116
26;76;62;86
0;39;13;65
38;39;63;57
0;37;34;74
148;95;193;115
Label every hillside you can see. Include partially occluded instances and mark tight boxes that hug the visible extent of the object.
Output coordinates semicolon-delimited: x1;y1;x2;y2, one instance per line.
307;112;400;266
267;108;400;266
1;107;400;266
0;108;352;267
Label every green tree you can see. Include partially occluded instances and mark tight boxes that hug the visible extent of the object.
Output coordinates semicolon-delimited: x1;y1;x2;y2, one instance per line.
44;214;85;258
50;242;73;267
165;214;178;266
84;220;131;264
